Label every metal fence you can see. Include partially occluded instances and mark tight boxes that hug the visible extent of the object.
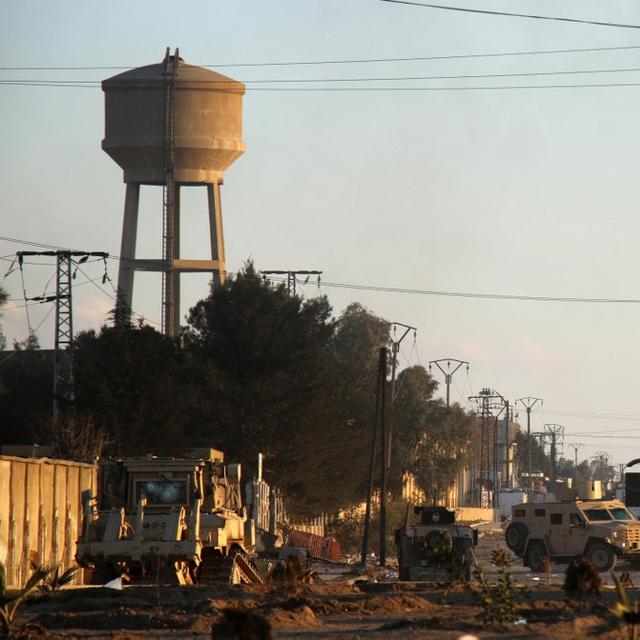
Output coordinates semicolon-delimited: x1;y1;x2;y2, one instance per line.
0;455;97;586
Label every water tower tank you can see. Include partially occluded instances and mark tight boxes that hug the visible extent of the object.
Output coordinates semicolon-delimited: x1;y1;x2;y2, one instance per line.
103;56;245;184
102;51;245;337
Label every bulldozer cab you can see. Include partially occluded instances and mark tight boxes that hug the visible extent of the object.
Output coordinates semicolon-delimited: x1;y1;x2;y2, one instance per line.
77;448;262;585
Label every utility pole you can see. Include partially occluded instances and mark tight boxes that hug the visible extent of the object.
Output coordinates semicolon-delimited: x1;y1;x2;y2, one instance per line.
387;322;417;468
428;358;469;407
378;347;389;567
515;397;543;490
17;250;109;420
504;400;511;489
544;424;565;483
592;451;610;486
531;431;547;485
261;270;322;296
567;443;584;484
361;347;385;566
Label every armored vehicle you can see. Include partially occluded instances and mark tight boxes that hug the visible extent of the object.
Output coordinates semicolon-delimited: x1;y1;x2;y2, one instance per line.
395;506;478;581
76;448;263;585
505;499;640;572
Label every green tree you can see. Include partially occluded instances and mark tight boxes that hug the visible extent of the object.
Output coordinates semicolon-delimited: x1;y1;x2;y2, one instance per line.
389;365;439;494
73;320;192;456
308;303;391;511
412;402;474;505
185;262;335;509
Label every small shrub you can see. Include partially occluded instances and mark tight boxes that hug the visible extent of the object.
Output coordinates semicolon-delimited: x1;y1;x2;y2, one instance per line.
36;564;78;592
591;572;640;639
212;608;272;640
563;558;601;601
0;560;53;637
472;546;518;624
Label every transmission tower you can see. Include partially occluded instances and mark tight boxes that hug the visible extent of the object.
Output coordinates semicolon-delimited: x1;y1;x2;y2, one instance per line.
468;388;505;508
261;270;322;296
428;358;469;407
17;250;109;420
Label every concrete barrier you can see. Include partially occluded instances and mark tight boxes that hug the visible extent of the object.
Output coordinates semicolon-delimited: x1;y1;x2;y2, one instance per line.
455;507;500;523
0;455;97;586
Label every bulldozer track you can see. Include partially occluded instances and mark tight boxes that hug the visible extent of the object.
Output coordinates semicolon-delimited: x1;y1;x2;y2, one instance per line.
198;548;263;585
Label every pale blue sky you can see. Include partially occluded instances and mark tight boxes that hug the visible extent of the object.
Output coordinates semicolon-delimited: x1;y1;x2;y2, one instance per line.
2;1;640;465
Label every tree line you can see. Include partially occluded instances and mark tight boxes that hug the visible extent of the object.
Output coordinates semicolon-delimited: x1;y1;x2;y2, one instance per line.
0;265;475;516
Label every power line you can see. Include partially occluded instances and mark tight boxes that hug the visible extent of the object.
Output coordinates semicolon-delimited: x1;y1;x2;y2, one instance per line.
10;235;640;306
5;44;640;71
376;0;640;30
541;410;640;421
317;280;640;304
8;65;640;86
6;80;640;92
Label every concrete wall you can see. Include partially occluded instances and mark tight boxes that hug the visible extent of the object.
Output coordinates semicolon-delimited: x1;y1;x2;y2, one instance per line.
0;455;96;586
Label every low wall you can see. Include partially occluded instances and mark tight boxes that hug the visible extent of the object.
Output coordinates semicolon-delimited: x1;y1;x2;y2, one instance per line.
455;507;500;523
0;455;97;586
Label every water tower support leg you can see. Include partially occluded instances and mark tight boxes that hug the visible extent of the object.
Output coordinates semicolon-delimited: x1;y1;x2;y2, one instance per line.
171;185;181;334
207;183;226;287
117;183;140;312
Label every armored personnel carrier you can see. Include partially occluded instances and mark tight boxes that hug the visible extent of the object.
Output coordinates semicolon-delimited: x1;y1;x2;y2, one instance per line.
76;448;263;585
395;506;478;581
505;499;640;572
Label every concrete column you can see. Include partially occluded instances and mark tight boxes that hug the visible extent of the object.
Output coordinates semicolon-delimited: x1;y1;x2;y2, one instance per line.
117;183;140;313
207;182;226;288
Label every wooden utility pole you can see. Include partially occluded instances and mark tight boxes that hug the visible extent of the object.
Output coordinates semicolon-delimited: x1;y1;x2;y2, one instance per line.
379;347;389;567
361;347;385;565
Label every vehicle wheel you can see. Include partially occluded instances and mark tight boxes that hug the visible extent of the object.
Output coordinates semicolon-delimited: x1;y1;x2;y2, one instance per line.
586;543;617;572
526;541;550;573
505;522;528;555
425;529;452;552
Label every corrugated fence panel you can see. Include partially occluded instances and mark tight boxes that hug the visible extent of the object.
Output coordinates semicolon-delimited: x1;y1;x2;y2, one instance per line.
0;461;10;574
39;463;54;568
9;461;26;586
1;456;96;587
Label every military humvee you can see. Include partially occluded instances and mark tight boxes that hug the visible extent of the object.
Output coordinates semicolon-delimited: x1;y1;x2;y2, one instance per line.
505;499;640;572
76;448;263;585
395;506;479;581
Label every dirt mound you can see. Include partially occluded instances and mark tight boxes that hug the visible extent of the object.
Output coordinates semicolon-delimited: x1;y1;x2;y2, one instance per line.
33;608;197;631
273;592;431;617
265;604;319;628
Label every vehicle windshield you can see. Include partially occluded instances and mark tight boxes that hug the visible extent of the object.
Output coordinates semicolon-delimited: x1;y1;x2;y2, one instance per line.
609;507;636;521
582;508;612;522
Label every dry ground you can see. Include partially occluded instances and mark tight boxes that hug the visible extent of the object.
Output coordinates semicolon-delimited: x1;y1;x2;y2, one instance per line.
12;530;640;639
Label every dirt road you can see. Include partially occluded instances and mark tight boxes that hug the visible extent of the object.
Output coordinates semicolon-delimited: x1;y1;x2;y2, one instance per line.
13;529;640;639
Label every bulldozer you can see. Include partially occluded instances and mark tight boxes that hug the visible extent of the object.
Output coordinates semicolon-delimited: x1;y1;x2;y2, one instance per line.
76;448;264;585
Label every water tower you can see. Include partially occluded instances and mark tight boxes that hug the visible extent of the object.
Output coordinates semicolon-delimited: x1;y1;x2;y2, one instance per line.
102;48;245;336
